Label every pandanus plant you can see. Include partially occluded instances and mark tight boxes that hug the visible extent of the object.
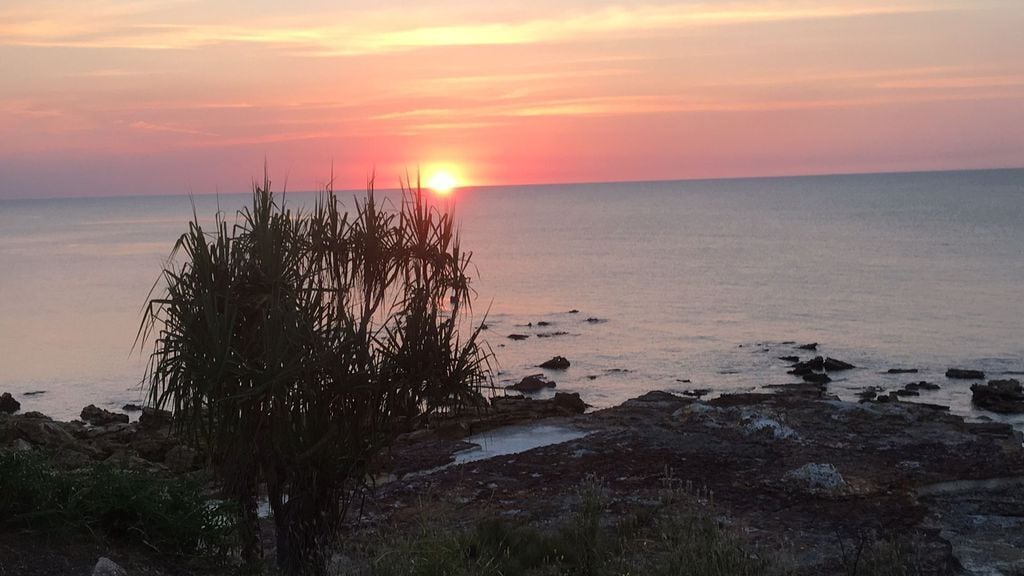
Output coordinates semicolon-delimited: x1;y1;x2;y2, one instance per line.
138;173;491;574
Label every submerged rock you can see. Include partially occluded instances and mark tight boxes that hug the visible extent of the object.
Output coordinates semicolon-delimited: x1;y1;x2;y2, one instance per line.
778;355;800;363
887;368;919;374
507;334;529;341
905;381;940;392
510;374;556;393
946;368;985;380
122;403;143;412
971;379;1024;414
538;356;571;369
81;405;129;426
0;392;21;414
797;342;818;351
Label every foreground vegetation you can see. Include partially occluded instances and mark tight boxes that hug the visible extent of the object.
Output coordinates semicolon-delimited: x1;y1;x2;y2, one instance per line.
140;174;490;574
0;450;236;560
368;480;787;576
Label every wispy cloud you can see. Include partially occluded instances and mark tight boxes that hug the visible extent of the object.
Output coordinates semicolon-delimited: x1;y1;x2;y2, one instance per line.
129;120;217;136
0;2;954;54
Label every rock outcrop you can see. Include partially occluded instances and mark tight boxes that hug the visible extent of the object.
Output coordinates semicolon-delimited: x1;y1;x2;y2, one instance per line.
946;368;985;380
509;374;556;392
81;405;129;426
971;379;1024;413
538;356;571;369
0;392;21;414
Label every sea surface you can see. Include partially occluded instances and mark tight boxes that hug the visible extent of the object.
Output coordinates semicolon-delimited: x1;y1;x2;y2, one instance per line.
2;169;1023;428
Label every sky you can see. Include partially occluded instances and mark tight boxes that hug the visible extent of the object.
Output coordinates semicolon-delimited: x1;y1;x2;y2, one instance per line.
1;0;1023;198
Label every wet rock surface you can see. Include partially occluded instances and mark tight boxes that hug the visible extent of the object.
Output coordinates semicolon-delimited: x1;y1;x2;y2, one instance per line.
360;388;1024;575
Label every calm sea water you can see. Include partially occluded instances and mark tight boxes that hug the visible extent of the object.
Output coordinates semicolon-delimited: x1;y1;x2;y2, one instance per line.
2;169;1023;427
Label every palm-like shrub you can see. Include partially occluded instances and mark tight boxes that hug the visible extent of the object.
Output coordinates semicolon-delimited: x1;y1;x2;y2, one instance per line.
139;174;490;574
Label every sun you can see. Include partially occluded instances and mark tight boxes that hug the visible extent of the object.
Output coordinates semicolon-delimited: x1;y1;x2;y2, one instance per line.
426;171;458;195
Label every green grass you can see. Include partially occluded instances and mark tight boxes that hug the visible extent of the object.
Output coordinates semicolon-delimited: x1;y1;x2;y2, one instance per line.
0;450;237;559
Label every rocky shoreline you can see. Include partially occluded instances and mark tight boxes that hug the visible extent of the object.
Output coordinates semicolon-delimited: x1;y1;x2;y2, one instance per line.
357;387;1024;575
2;371;1024;574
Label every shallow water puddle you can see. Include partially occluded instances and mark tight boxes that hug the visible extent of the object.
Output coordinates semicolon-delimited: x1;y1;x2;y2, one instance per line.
452;423;591;465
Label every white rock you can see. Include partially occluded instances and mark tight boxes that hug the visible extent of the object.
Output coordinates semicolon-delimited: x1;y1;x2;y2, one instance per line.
785;463;846;493
746;417;797;440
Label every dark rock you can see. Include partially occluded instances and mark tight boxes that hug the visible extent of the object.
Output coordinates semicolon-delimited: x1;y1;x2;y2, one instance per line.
568;309;579;314
792;356;825;371
802;373;831;384
788;366;814;376
139;407;172;430
963;421;1016;437
480;323;489;330
887;368;919;374
682;389;711;398
537;321;551;327
585;317;605;323
537;331;569;338
946;368;985;380
122;403;143;412
631;391;687;404
905;381;940;391
0;392;21;414
509;374;556;393
507;334;529;341
778;356;800;363
552;392;587;413
823;357;855;371
23;390;46;396
164;444;198;472
676;379;691;384
797;342;818;351
857;387;881;401
893;389;920;397
538;356;570;370
586;375;598;380
20;411;50;420
81;405;128;426
971;379;1024;414
604;368;630;373
133;436;175;462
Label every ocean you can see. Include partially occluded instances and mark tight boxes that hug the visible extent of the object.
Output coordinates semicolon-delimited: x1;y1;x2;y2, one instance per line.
2;169;1023;427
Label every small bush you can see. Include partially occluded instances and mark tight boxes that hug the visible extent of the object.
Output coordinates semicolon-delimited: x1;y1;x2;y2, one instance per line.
0;450;236;558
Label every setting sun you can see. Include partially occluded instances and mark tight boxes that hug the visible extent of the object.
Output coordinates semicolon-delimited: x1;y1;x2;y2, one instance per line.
427;171;458;195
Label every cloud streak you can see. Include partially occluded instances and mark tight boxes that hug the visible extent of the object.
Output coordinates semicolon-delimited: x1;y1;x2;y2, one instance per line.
0;2;953;54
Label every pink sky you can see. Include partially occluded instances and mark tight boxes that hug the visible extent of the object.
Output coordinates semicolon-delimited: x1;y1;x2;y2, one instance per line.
1;0;1023;198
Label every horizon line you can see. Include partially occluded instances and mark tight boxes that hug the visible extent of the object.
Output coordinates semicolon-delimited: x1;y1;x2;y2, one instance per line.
3;164;1022;202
